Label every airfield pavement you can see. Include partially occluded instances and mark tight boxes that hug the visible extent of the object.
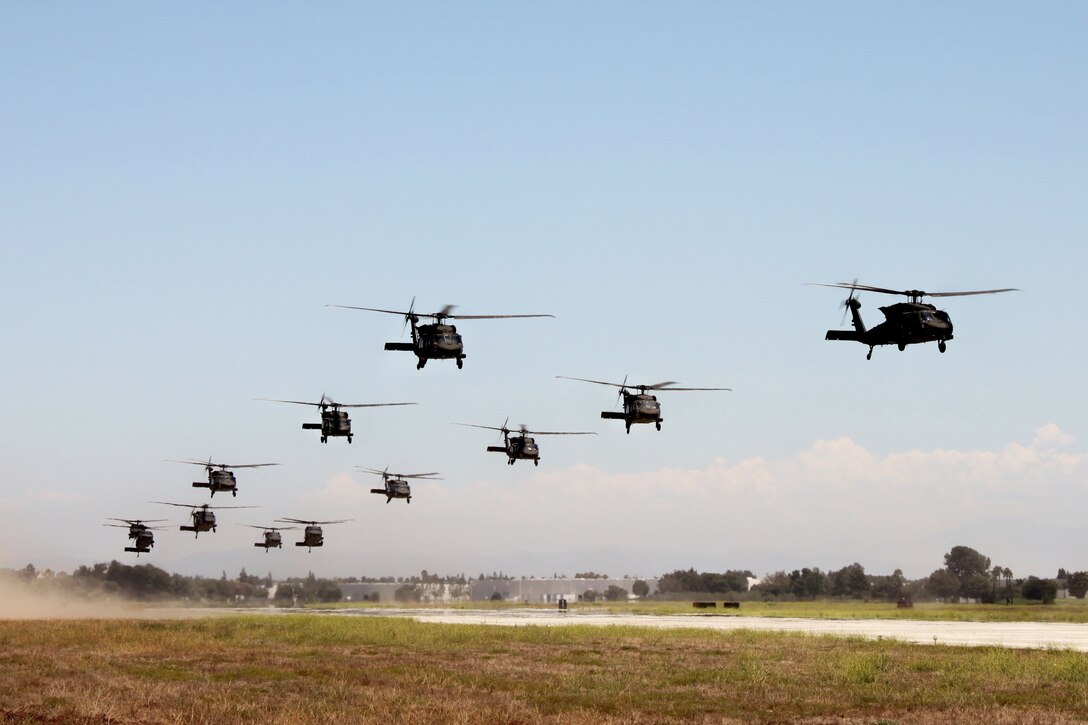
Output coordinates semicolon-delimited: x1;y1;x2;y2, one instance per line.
269;606;1088;652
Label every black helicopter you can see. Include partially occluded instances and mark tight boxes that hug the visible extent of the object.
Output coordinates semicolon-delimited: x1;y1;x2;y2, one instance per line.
104;518;167;556
240;524;298;552
170;458;279;497
359;466;441;504
274;518;351;551
812;281;1019;359
152;501;256;538
456;419;596;466
557;376;731;433
327;298;553;369
259;394;416;443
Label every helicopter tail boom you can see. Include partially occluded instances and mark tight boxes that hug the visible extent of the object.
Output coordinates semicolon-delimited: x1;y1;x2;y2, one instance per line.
384;342;415;351
825;330;865;341
486;446;506;453
601;412;627;420
302;423;322;430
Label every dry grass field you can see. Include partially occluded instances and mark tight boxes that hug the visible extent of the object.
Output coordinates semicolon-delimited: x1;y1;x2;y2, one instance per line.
2;614;1088;724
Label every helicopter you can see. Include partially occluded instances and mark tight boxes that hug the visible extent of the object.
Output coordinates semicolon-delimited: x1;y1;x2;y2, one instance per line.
358;466;442;504
812;281;1019;360
327;298;554;369
170;458;279;497
104;518;167;556
258;394;417;444
152;501;256;538
240;524;298;552
456;419;596;466
274;518;352;551
557;376;731;433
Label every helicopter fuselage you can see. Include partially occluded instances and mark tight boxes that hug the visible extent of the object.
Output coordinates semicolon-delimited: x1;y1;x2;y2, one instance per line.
297;525;324;550
180;508;217;536
371;478;412;503
487;435;540;466
826;300;954;359
193;469;238;497
255;530;283;550
386;322;465;369
302;408;353;443
602;392;663;433
124;526;155;554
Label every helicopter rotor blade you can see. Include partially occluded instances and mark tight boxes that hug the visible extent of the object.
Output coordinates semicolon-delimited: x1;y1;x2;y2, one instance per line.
256;398;323;407
925;288;1020;297
275;518;352;525
445;312;554;320
810;282;1019;300
556;375;626;388
453;422;507;433
327;304;413;316
524;430;598;436
335;402;418;408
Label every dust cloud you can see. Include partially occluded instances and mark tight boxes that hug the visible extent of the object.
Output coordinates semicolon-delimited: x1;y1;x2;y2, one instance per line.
0;578;213;620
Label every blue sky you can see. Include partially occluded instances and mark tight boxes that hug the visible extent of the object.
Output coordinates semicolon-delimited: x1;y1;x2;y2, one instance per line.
1;3;1085;580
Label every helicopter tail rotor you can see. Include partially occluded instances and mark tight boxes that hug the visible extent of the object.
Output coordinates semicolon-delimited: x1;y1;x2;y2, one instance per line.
402;296;416;336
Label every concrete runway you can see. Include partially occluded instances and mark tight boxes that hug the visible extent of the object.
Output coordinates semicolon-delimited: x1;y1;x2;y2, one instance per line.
309;607;1088;652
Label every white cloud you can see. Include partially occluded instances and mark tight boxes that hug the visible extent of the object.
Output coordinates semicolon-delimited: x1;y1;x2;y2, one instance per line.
371;424;1087;576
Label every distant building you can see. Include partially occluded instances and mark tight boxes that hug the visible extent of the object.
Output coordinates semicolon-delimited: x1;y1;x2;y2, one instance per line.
338;577;659;603
469;577;659;603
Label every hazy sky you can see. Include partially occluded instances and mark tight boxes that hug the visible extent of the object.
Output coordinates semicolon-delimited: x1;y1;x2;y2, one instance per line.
2;3;1085;580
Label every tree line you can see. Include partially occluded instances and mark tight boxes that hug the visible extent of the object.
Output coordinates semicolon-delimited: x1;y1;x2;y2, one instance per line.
655;546;1075;605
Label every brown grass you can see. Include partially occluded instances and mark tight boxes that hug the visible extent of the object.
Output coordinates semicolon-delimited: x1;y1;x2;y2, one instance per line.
0;615;1086;723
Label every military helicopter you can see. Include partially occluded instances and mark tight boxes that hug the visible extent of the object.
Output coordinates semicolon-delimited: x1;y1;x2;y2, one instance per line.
170;458;279;497
274;518;352;551
811;281;1019;360
358;466;442;504
258;394;417;444
152;501;256;538
456;419;596;466
103;518;167;556
327;298;554;369
240;524;298;552
557;376;731;433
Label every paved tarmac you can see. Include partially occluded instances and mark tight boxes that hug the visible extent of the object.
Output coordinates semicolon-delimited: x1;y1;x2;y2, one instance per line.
311;607;1088;652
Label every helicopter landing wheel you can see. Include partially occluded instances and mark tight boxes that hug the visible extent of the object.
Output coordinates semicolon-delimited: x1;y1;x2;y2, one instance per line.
534;459;539;467
939;341;947;353
656;422;661;431
417;359;426;370
866;348;873;360
386;498;390;504
456;358;463;369
898;343;906;352
347;435;353;444
232;490;236;497
407;497;411;503
321;435;327;443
